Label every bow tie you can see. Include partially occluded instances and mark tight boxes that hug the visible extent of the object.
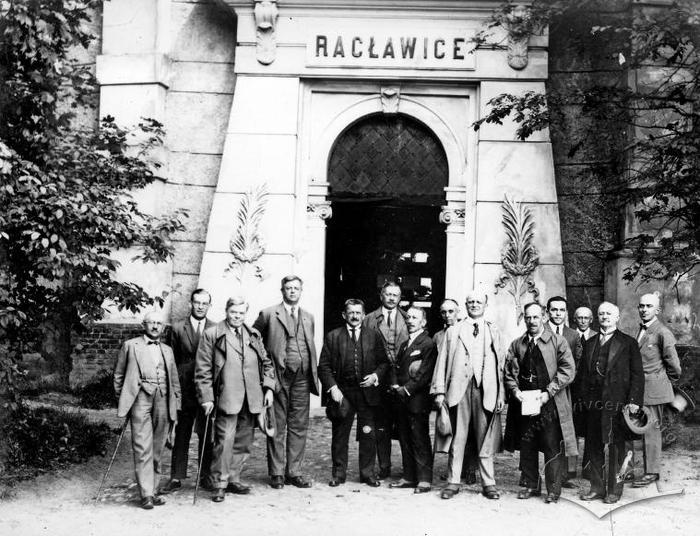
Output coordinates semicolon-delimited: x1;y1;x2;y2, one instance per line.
147;340;160;345
639;323;647;330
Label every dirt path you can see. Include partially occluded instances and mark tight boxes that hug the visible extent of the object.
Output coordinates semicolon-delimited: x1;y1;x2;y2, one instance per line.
1;411;698;536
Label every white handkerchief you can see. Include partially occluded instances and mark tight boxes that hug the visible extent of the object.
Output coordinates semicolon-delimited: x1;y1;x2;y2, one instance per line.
521;390;542;416
410;350;421;356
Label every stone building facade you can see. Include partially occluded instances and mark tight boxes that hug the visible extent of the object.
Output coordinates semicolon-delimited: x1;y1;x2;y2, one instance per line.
69;0;699;394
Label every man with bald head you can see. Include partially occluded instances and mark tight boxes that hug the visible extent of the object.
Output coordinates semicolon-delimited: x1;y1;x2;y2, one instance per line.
633;293;681;487
431;289;505;500
579;302;644;504
113;311;181;509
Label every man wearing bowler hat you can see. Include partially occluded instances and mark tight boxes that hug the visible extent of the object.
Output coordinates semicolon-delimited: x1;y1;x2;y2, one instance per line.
318;299;389;487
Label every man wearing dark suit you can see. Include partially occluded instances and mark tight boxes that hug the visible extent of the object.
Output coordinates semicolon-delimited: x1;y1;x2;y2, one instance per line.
195;296;276;502
504;302;577;504
432;290;505;500
253;275;318;489
162;289;215;493
579;302;644;504
362;281;409;479
113;311;181;509
318;299;389;487
633;293;681;488
573;307;598;344
545;296;583;487
389;306;438;494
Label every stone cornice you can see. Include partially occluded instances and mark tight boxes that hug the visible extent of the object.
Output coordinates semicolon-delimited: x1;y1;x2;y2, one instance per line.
217;0;512;15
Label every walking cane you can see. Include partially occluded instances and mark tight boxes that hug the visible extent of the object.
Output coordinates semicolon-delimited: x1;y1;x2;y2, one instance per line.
193;410;213;506
94;416;130;505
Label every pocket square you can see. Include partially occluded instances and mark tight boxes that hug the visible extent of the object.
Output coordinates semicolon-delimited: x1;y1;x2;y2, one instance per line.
410;350;421;356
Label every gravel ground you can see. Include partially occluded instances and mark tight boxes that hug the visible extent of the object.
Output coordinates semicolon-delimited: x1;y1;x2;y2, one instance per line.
1;407;698;536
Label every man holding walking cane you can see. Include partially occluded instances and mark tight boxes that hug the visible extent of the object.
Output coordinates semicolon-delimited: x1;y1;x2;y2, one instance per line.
113;311;181;510
195;296;277;503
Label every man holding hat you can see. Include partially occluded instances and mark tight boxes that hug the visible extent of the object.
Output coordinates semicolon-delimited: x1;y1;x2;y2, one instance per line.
318;299;389;487
195;296;276;502
633;293;681;487
579;302;644;504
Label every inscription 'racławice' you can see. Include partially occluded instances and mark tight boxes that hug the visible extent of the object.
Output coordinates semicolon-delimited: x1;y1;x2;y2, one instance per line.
306;31;477;70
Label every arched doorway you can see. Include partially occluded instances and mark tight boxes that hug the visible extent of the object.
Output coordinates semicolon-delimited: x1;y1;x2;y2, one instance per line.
324;113;448;332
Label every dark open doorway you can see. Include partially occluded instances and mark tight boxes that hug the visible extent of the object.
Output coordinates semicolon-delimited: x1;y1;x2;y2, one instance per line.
324;113;449;333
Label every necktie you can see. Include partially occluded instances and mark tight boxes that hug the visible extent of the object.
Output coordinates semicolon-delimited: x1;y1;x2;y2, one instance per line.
197;320;203;336
580;333;586;347
556;325;561;335
291;306;297;328
387;311;392;328
637;324;646;342
473;322;479;338
351;327;357;344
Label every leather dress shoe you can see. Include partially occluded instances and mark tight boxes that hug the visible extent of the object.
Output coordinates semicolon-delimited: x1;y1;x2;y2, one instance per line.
441;486;460;500
632;473;659;488
361;476;381;488
482;486;500;500
580;491;605;501
212;488;225;502
603;494;620;504
141;496;154;510
517;488;541;499
152;496;165;506
159;479;181;494
414;483;431;494
389;479;416;489
286;475;312;488
544;493;560;504
226;482;251;495
561;480;578;489
270;476;285;489
378;468;391;479
328;477;345;487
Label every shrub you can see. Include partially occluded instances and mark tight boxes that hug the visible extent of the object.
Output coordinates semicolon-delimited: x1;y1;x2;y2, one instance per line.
75;371;116;410
2;405;114;479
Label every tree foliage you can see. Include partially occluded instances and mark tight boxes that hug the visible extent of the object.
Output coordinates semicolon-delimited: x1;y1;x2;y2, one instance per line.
474;0;700;286
0;0;187;393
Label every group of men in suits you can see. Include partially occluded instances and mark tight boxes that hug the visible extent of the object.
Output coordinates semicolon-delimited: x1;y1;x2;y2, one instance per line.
113;275;681;508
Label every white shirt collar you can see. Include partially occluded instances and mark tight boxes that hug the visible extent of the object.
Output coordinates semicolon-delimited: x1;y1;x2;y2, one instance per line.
642;317;657;328
577;327;591;338
283;302;299;315
190;316;205;332
528;329;544;343
600;327;617;337
382;307;395;320
408;329;423;345
548;321;564;334
346;324;361;336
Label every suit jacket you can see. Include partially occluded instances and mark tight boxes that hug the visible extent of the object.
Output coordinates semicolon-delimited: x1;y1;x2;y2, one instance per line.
579;330;645;442
113;336;181;421
317;326;390;406
546;324;584;403
395;331;437;414
363;307;409;385
503;330;578;456
431;319;506;411
194;321;276;415
169;317;215;409
253;303;319;396
638;319;681;405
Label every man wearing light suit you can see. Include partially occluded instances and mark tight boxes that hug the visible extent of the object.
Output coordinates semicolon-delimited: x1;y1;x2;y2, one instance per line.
363;281;409;479
113;311;181;509
195;296;276;502
162;289;216;492
253;275;319;489
633;293;681;488
431;289;505;500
